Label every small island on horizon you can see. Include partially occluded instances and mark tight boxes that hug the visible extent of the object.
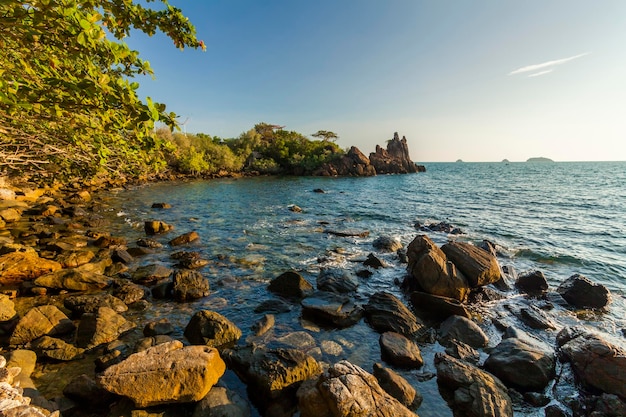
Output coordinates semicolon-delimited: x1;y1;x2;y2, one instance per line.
526;157;555;163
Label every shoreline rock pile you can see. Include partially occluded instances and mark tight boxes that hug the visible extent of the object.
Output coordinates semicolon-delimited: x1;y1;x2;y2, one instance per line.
0;179;624;417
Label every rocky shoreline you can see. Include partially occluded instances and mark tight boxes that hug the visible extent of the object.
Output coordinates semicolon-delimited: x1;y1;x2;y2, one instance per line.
0;179;625;417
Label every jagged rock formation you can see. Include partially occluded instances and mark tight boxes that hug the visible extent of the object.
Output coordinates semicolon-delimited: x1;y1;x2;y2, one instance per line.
314;133;425;176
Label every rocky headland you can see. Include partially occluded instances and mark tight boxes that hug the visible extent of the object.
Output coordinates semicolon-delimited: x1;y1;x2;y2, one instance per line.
0;175;625;417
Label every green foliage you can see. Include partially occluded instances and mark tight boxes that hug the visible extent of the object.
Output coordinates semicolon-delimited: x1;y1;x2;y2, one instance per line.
0;0;204;181
311;130;339;142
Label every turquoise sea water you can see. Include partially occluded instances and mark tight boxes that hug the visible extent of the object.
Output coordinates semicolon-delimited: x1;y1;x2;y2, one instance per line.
98;161;626;416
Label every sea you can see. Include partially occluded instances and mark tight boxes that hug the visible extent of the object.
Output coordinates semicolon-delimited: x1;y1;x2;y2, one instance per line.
45;161;626;416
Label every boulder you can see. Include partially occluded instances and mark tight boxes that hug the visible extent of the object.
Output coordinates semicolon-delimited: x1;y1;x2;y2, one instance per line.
251;314;275;337
301;291;363;328
441;241;501;287
364;253;386;269
63;293;128;316
55;250;96;268
556;274;611;309
0;294;16;322
225;346;321;403
34;268;111;291
296;360;416;417
0;252;62;284
518;305;556;330
405;235;469;301
0;207;22;222
372;236;403;253
557;326;626;400
445;340;480;364
132;264;172;285
364;291;427;339
31;336;85;361
10;305;75;346
112;282;146;305
96;340;226;408
151;202;172;209
316;268;358;293
409;291;470;320
435;353;513;417
172;269;210;301
379;332;423;368
484;332;556;392
438;315;488;348
184;310;242;349
169;231;200;246
192;386;251;417
144;220;173;235
314;146;377;177
515;270;549;294
372;363;422;410
76;307;135;349
268;270;313;299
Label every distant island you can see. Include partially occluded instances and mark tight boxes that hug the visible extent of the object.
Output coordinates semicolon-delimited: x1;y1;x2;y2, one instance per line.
502;159;510;163
526;157;554;163
456;159;464;163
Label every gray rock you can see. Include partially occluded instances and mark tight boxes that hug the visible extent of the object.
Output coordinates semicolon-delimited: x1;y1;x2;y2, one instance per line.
515;270;549;294
373;236;403;253
172;269;210;301
445;340;480;364
557;274;611;309
301;291;363;328
438;315;488;348
316;268;358;293
268;270;313;299
63;293;128;316
409;291;470;320
364;291;427;339
251;314;274;337
192;386;251;417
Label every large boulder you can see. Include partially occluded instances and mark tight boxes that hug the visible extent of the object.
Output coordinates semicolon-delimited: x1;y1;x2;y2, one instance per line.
76;307;135;349
34;268;112;291
441;241;501;287
31;336;85;361
379;332;423;368
405;235;469;301
316;268;358;293
372;362;422;410
0;294;16;322
364;291;427;339
557;327;626;400
296;360;417;417
556;274;611;309
184;310;242;349
10;305;75;346
96;340;226;408
172;269;210;301
301;291;363;328
484;331;556;392
268;270;313;299
438;315;488;348
515;270;549;294
0;252;62;284
409;291;470;320
435;353;513;417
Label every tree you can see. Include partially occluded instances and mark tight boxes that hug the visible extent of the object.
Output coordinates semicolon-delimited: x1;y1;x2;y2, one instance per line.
311;130;339;143
0;0;204;180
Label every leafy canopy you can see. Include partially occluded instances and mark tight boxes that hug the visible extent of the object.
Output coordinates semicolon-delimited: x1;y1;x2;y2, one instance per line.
0;0;204;180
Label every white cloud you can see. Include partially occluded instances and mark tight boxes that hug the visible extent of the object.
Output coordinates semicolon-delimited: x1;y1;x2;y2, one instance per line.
527;69;553;78
509;52;589;76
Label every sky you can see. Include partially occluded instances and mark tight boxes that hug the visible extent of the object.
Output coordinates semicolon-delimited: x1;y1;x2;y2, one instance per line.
125;1;626;162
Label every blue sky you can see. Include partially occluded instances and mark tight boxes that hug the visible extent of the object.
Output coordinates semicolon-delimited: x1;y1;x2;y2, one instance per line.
126;1;626;162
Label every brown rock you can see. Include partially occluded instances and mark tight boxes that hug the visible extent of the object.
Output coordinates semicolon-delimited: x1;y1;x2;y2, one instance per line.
76;307;135;349
10;305;75;346
268;270;313;299
379;332;423;368
0;252;62;284
184;310;242;349
364;291;427;339
373;362;422;409
441;241;501;287
144;220;174;235
369;133;419;174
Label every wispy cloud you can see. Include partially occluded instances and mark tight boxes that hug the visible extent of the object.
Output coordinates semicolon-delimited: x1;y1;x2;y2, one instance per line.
527;69;554;78
509;52;589;77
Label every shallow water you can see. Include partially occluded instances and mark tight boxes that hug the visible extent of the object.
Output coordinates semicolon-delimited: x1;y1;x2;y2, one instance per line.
48;162;626;416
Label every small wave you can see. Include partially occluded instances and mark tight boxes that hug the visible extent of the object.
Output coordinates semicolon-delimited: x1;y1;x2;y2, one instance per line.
515;248;584;266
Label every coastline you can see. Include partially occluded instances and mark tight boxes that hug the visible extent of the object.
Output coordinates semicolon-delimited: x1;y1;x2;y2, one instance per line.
1;170;625;417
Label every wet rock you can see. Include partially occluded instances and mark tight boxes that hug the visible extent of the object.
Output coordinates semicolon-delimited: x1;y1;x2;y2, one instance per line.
557;274;611;309
288;204;302;213
515;270;549;294
192;386;251;417
405;235;470;301
126;246;155;257
34;268;111;291
144;220;174;235
111;248;133;264
251;314;274;336
268;270;313;299
313;188;325;193
143;318;175;337
435;352;513;417
55;249;95;268
445;340;480;364
316;268;358;293
544;403;569;417
31;336;85;361
93;235;127;248
76;306;135;349
173;251;210;269
364;253;386;268
137;238;163;248
132;264;172;285
438;315;488;348
296;360;416;417
271;331;317;351
301;291;363;328
373;236;403;253
10;305;75;346
0;252;62;284
364;291;427;338
64;293;128;316
184;310;242;349
441;241;501;287
112;282;146;305
169;231;200;246
373;362;422;410
493;265;516;291
151;202;172;209
225;346;321;406
484;332;556;392
519;305;557;330
172;269;210;301
0;207;22;223
557;326;626;400
63;374;116;408
254;299;292;314
379;331;423;368
325;228;370;238
590;393;626;417
97;340;226;408
409;291;471;320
